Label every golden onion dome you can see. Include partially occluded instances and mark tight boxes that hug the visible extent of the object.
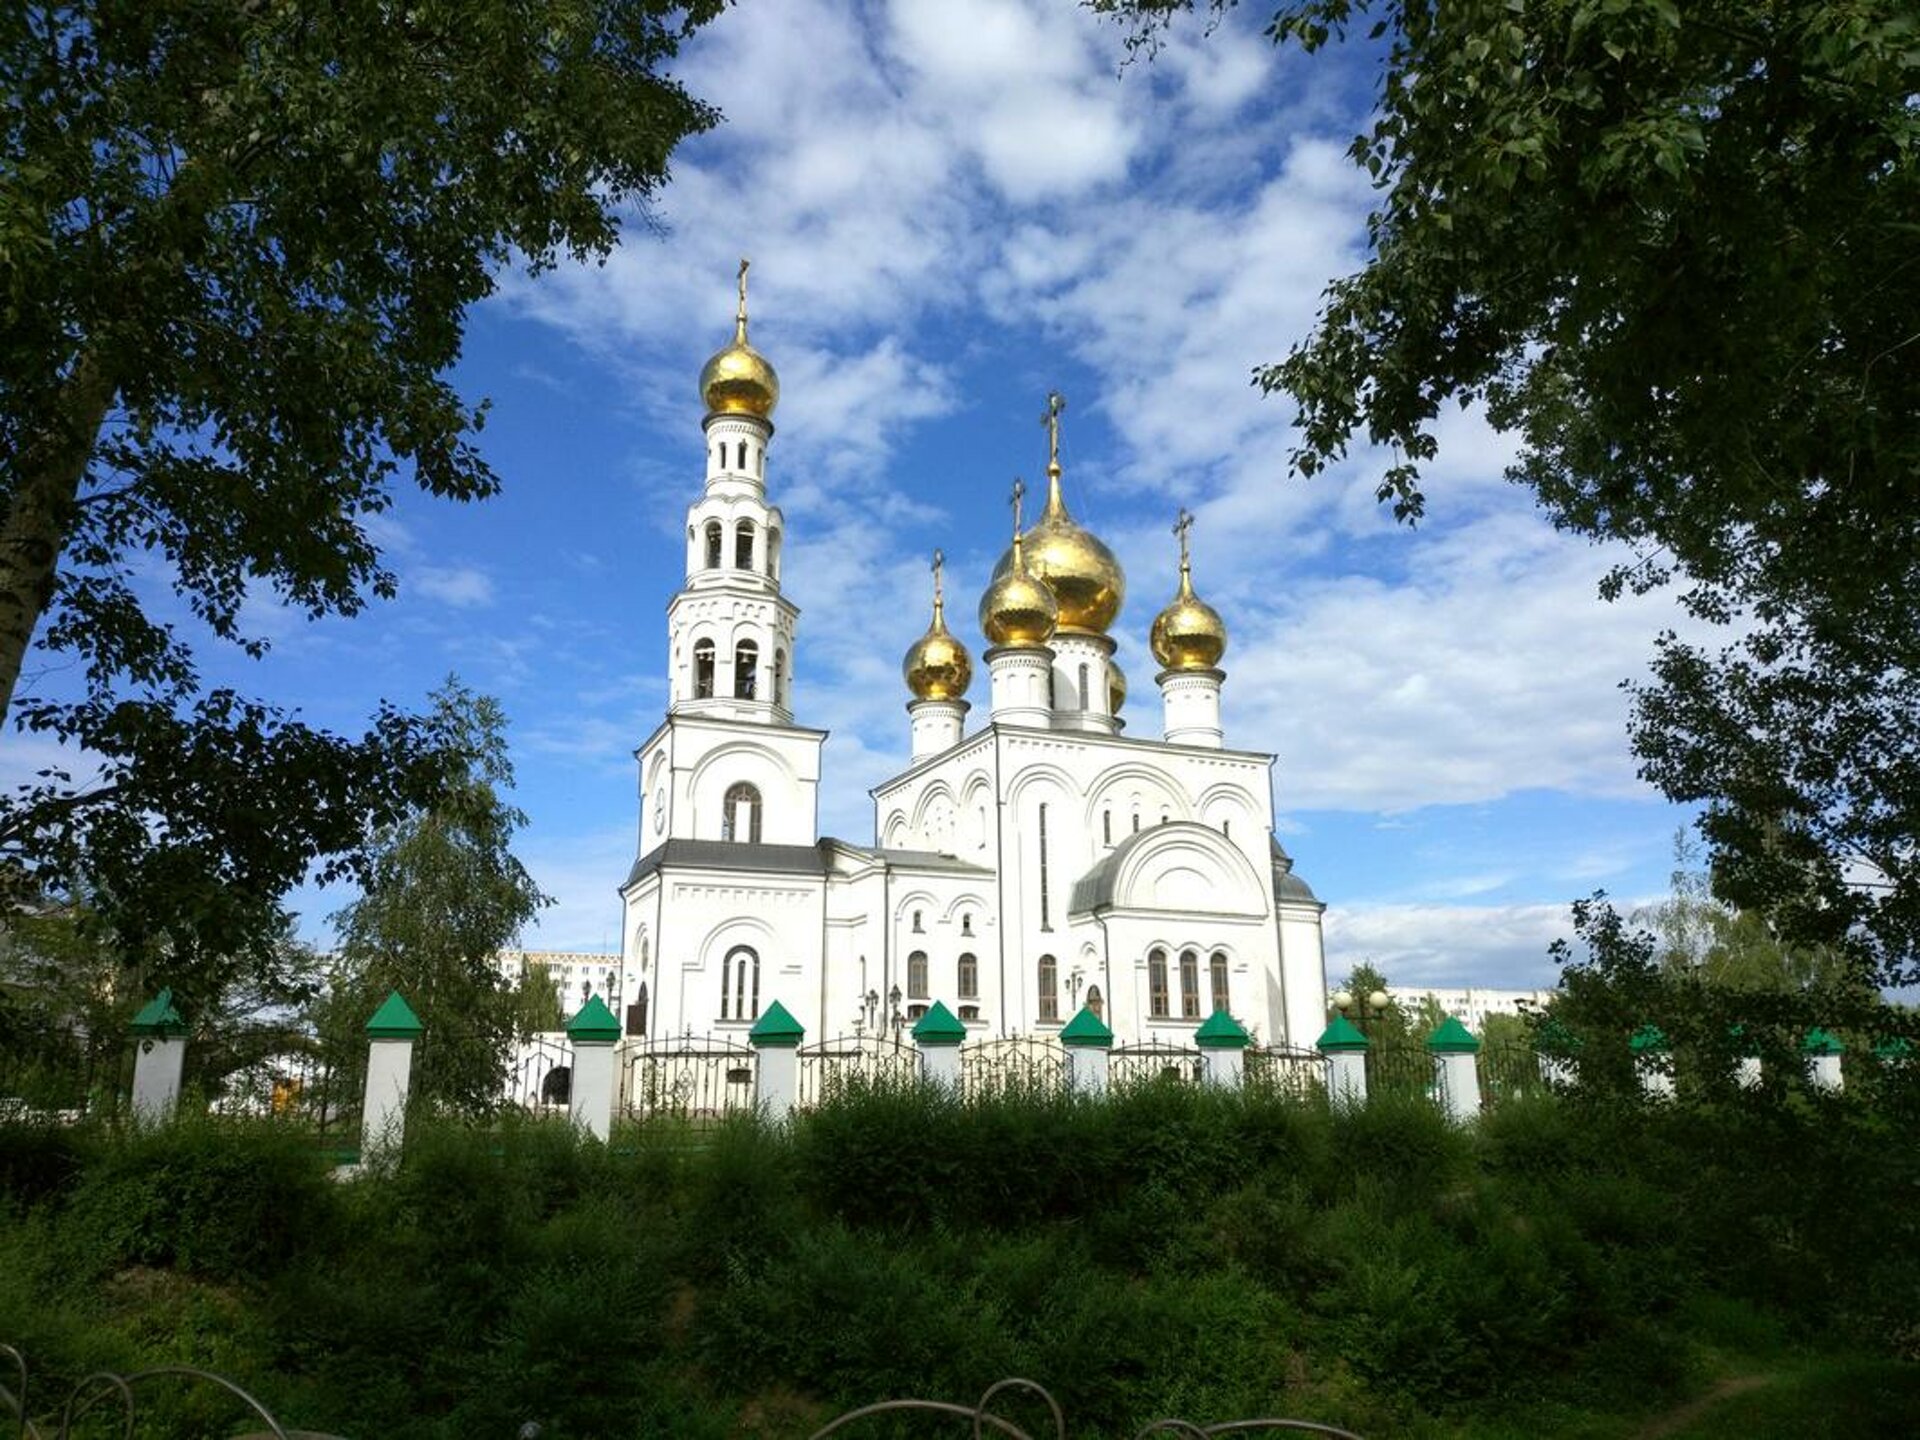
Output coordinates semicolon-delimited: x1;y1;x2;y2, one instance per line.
980;525;1059;648
989;395;1123;633
1108;658;1128;715
903;552;973;701
1150;511;1228;672
699;259;779;419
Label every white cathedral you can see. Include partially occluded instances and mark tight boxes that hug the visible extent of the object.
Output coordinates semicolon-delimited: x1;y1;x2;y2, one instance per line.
615;267;1329;1050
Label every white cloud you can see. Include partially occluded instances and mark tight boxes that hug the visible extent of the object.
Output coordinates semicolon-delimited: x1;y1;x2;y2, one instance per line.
413;565;496;608
1325;901;1579;991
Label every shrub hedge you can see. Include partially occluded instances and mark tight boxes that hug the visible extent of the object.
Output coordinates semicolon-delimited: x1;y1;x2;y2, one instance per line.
0;1081;1915;1438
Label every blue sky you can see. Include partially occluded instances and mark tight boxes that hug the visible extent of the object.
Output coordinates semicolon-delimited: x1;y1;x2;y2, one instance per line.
30;0;1712;989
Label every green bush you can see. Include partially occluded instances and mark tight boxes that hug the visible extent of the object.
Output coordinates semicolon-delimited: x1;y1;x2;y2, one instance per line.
57;1116;337;1283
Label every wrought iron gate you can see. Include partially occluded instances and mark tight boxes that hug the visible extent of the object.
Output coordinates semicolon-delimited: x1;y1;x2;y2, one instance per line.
619;1035;759;1121
797;1033;919;1106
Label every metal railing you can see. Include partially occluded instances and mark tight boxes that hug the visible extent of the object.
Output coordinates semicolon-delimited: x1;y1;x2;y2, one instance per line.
618;1035;759;1121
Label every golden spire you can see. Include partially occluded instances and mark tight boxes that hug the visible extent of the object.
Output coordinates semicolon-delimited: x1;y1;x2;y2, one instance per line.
1150;506;1228;672
699;257;779;418
989;391;1124;633
980;477;1059;648
904;547;973;701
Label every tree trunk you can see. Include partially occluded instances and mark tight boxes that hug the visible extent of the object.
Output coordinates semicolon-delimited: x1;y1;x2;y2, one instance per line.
0;354;116;732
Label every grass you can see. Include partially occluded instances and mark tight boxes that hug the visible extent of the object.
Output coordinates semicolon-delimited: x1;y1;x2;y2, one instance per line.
1;1083;1915;1437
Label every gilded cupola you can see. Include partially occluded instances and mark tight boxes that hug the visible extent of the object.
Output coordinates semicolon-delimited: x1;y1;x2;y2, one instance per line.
979;478;1060;648
1108;658;1128;715
903;550;974;701
988;392;1124;634
699;258;780;419
1149;509;1228;672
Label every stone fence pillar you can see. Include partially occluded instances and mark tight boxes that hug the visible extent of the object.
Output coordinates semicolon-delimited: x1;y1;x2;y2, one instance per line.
566;995;621;1140
912;1001;966;1091
1196;1009;1250;1089
1804;1028;1845;1093
1060;1004;1112;1096
1631;1024;1675;1100
1427;1016;1482;1122
1317;1014;1369;1108
361;991;422;1157
749;1000;805;1121
130;990;188;1124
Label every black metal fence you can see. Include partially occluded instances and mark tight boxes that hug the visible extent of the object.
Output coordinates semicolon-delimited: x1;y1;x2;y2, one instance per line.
960;1036;1066;1101
797;1033;919;1106
503;1033;574;1112
1109;1039;1204;1089
619;1035;759;1121
1245;1045;1325;1100
1365;1044;1438;1101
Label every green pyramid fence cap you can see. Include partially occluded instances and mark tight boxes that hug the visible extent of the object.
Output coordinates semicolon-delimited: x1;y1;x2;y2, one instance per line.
129;988;187;1038
1727;1023;1762;1057
748;999;805;1048
1801;1026;1844;1056
566;994;622;1043
365;990;424;1040
1194;1009;1250;1049
1426;1015;1480;1053
1872;1037;1913;1063
1629;1023;1669;1053
1059;1004;1113;1047
911;999;967;1045
1317;1014;1370;1053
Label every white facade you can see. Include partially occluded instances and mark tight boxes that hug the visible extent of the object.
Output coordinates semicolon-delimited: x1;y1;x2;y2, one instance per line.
1388;986;1555;1034
615;283;1328;1049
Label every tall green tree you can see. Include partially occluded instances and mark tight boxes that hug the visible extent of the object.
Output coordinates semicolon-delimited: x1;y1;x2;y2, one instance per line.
0;0;720;988
331;679;549;1114
1098;0;1920;985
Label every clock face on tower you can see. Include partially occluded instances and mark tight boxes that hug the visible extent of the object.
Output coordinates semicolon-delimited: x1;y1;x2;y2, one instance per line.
654;789;666;833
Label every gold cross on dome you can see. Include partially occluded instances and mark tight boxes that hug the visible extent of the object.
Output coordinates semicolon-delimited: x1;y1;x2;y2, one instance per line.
1010;477;1027;535
1173;507;1194;568
1041;391;1066;470
931;549;945;605
736;258;750;322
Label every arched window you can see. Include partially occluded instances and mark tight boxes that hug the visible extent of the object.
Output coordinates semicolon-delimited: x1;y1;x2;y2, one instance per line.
1037;954;1059;1021
1148;949;1170;1019
1210;951;1231;1014
911;909;923;933
1086;983;1104;1021
720;946;760;1021
693;639;715;699
1102;810;1112;846
960;913;972;936
773;649;786;707
1078;663;1090;708
1179;949;1201;1019
704;520;723;569
629;981;649;1038
907;950;929;999
768;527;782;577
734;638;759;699
958;952;978;998
735;518;755;569
721;782;762;843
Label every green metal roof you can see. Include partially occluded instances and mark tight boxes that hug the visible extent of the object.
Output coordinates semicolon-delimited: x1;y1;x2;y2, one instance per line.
748;999;805;1048
1801;1027;1845;1056
1425;1015;1480;1053
1059;1004;1114;1047
1316;1014;1369;1053
566;994;622;1043
129;988;186;1038
364;990;423;1040
1195;1009;1251;1049
1629;1023;1669;1054
911;999;967;1045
